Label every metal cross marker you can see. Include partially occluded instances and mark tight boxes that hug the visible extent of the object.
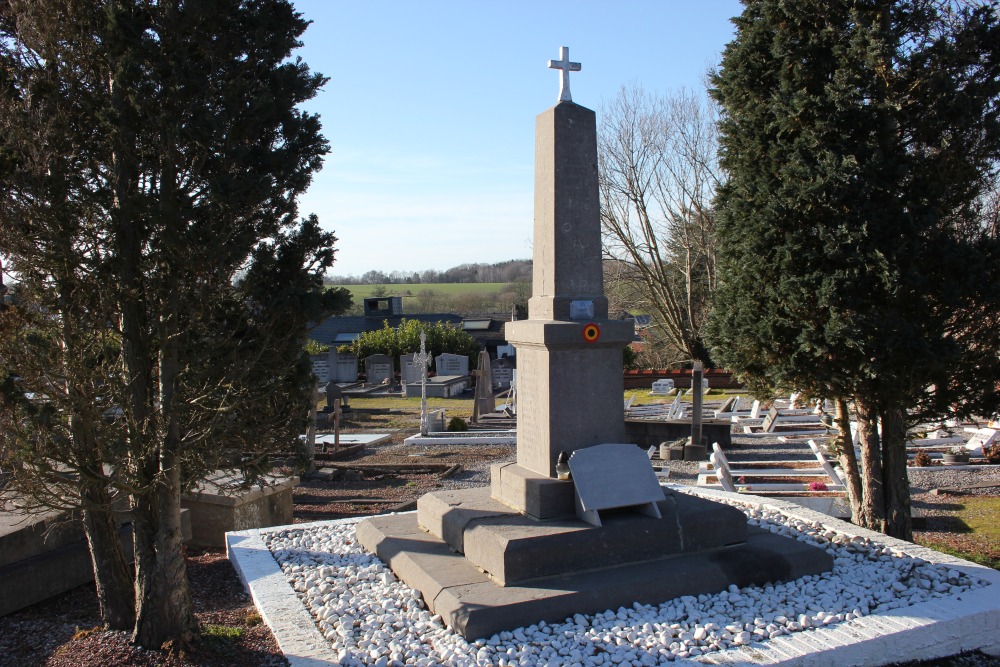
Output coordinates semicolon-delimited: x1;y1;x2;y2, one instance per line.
415;332;433;436
548;46;581;102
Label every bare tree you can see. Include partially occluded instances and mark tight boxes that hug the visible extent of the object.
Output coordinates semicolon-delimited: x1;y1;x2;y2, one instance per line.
599;84;723;366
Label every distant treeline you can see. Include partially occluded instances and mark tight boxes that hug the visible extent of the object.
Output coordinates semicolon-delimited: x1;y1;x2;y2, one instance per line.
325;259;532;286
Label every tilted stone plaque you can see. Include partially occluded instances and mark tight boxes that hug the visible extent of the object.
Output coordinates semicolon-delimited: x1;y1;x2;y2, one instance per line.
568;443;664;527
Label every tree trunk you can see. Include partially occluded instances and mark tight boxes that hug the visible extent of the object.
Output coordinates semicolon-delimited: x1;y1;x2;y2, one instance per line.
833;398;865;524
131;451;196;650
80;479;135;630
880;404;913;541
855;397;886;531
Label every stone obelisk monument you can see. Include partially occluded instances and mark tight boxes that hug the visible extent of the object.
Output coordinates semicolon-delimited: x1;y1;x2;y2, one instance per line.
357;47;833;641
493;47;635;517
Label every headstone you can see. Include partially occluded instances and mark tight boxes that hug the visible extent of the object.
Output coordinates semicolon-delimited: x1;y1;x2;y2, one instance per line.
709;452;736;492
491;357;515;390
650;379;674;395
568;444;664;527
761;406;780;433
965;428;998;456
329;350;359;383
400;353;423;385
472;351;495;422
310;354;330;383
435;352;469;376
684;378;710;395
364;354;394;385
717;396;737;413
325;382;342;411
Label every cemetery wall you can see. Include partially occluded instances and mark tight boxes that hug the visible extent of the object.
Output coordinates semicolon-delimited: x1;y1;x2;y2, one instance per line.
623;369;741;390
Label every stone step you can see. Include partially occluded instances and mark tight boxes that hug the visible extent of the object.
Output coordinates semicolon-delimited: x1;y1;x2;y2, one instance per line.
358;510;833;641
417;486;749;585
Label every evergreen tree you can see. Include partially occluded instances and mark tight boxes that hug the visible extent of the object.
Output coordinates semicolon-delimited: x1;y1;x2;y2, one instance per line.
346;319;481;371
0;0;338;649
707;0;1000;540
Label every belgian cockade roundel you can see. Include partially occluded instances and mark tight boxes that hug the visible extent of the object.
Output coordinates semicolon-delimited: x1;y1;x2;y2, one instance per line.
582;322;601;343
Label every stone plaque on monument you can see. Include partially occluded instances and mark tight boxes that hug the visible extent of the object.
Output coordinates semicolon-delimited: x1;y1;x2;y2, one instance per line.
364;354;394;385
568;444;664;527
435;353;469;376
328;350;359;383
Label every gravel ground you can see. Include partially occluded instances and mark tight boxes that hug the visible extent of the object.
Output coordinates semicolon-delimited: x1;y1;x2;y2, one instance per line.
2;399;997;666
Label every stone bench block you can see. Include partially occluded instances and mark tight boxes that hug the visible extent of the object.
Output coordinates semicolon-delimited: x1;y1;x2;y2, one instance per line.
182;471;298;548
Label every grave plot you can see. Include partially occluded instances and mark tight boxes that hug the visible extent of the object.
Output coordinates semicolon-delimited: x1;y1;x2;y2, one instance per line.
293;445;515;522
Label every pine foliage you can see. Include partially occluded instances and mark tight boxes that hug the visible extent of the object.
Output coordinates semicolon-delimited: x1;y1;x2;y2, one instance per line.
707;0;1000;539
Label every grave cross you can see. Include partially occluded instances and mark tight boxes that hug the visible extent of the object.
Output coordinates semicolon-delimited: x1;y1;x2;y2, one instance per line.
414;332;433;436
548;46;581;102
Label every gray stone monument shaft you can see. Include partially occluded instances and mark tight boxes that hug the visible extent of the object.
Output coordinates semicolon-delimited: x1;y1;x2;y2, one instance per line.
528;102;606;321
504;100;634;483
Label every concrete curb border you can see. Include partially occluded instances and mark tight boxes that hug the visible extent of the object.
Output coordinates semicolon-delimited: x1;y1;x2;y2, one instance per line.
227;490;1000;666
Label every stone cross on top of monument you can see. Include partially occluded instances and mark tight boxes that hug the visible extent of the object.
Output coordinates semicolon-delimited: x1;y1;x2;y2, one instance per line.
548;46;580;102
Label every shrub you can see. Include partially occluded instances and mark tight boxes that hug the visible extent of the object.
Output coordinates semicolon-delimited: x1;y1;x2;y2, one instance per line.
914;451;932;468
447;416;468;432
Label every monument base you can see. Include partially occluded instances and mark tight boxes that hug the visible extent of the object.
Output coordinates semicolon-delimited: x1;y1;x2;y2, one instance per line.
416;486;749;585
358;504;833;640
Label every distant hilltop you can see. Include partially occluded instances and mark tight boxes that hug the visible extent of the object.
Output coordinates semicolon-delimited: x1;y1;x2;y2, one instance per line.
325;259;532;286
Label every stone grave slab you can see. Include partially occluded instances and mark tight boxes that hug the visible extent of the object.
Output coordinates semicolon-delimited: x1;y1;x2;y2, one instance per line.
404;375;468;398
182;470;298;547
568;443;664;527
0;502;190;616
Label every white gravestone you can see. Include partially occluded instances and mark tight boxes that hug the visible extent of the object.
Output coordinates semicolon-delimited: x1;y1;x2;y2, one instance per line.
568;444;664;527
491;361;514;390
435;353;469;376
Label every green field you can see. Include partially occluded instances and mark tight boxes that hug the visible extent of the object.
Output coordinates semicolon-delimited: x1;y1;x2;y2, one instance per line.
330;283;510;299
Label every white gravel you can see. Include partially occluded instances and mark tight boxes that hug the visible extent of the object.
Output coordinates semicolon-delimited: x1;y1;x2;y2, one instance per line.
262;495;989;667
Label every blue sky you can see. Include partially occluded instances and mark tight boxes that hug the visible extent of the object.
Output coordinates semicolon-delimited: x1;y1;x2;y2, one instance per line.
291;1;744;279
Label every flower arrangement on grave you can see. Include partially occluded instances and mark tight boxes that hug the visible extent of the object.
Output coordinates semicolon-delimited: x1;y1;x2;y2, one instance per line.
985;441;1000;464
808;481;828;491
